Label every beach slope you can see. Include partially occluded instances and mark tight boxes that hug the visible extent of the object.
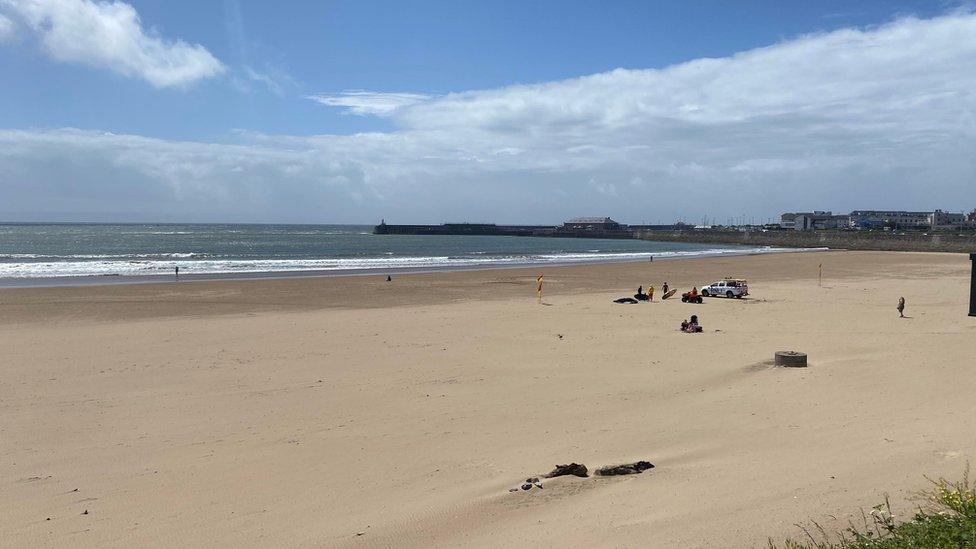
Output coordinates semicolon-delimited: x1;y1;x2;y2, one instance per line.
1;251;974;547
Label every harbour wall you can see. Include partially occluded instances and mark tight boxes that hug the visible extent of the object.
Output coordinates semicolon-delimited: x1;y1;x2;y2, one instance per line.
374;223;649;239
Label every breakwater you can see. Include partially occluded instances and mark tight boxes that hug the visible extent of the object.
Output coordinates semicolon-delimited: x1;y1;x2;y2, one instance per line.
374;222;554;237
373;222;667;239
373;223;656;239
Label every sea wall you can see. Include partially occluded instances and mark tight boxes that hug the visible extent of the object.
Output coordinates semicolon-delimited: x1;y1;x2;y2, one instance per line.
636;229;976;253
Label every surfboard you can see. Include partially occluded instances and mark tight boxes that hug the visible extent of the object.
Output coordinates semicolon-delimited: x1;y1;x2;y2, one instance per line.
662;288;678;300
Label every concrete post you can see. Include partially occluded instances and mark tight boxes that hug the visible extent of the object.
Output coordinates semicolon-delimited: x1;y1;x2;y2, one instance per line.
970;253;976;317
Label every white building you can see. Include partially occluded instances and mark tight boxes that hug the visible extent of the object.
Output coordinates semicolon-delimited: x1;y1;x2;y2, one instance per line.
929;210;975;230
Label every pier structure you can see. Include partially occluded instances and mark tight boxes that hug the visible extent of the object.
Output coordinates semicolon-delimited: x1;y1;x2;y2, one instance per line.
373;221;556;237
373;218;687;239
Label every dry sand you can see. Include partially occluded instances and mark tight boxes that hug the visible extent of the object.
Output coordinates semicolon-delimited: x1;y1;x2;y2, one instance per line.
1;250;974;547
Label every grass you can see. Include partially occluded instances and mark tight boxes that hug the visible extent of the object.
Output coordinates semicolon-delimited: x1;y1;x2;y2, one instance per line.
769;468;976;548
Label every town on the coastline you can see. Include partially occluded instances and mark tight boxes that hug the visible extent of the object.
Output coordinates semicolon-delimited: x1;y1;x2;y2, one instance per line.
375;208;976;239
781;209;976;231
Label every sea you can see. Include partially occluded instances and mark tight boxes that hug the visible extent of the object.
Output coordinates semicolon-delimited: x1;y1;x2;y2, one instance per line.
0;223;794;283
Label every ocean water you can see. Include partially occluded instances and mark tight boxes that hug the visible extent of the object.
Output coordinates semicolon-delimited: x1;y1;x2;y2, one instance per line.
0;223;780;280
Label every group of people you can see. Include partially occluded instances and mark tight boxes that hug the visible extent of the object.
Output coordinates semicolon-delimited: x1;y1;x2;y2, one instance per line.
635;282;669;301
632;281;704;332
680;315;703;333
633;280;906;333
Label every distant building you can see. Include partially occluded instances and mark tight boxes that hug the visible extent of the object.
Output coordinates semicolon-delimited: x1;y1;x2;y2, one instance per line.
929;210;974;230
849;210;930;229
779;213;797;230
830;214;852;229
562;217;623;231
781;208;976;231
790;211;847;231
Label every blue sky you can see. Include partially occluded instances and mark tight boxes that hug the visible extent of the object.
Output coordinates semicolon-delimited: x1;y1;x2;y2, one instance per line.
0;0;974;223
1;0;951;138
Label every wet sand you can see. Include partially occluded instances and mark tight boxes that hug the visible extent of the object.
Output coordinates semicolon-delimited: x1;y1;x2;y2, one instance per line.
1;250;974;547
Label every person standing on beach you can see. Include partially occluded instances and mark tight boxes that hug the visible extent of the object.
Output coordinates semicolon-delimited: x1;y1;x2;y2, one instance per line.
897;296;905;318
647;284;655;301
175;266;179;279
662;282;669;295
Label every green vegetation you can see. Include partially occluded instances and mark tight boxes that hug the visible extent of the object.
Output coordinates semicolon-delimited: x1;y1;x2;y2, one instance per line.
770;469;976;548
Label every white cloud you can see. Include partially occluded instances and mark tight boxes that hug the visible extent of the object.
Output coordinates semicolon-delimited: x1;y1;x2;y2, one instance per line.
0;12;15;42
2;11;976;223
0;128;369;222
306;90;432;116
0;0;224;87
239;65;298;96
243;66;282;95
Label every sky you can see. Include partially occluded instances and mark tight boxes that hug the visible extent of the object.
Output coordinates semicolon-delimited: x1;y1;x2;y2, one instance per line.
0;0;974;224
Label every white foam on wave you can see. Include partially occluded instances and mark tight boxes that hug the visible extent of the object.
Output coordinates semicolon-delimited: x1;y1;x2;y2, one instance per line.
0;247;826;279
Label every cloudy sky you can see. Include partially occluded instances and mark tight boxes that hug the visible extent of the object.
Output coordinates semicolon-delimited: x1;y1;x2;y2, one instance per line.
0;0;974;224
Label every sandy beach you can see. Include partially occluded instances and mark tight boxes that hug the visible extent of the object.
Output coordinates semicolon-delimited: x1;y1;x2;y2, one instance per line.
1;250;974;547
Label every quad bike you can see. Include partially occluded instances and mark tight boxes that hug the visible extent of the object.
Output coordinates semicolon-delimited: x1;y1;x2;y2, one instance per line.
680;291;703;304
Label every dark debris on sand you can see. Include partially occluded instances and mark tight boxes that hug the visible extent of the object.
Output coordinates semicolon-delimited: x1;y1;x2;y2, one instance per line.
544;463;589;478
595;461;655;476
512;476;544;492
512;461;654;494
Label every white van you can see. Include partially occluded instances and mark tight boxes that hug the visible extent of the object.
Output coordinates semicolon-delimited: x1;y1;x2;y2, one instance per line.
700;279;748;298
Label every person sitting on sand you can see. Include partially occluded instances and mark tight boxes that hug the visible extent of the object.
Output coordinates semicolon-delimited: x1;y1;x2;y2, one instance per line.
680;319;689;331
684;314;703;333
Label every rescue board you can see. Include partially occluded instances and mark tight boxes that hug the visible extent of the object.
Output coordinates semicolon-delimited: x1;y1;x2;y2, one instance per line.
662;288;678;300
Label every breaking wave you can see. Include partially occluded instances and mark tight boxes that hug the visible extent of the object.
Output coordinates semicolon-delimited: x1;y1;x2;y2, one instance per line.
0;247;822;278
